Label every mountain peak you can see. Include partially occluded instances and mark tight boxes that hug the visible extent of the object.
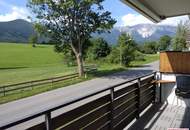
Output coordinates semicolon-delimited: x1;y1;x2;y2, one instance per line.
0;19;30;24
94;24;176;44
0;19;34;43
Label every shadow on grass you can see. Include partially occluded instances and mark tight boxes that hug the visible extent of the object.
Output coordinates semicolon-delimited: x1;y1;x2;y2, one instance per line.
87;67;126;77
129;64;151;68
33;45;49;48
0;67;28;70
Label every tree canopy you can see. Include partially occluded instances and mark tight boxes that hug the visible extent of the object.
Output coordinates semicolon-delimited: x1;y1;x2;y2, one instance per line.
140;41;158;54
117;33;136;66
87;38;110;60
158;35;171;51
172;21;189;51
27;0;116;76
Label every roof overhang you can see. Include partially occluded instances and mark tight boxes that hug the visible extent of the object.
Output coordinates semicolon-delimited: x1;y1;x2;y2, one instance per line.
121;0;190;23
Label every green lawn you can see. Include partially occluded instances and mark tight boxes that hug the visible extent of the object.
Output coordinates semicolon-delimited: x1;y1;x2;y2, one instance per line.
0;43;63;68
0;43;159;104
0;43;77;85
131;54;159;67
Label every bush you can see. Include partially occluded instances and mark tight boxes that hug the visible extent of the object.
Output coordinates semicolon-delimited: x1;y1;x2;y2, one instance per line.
87;38;111;61
107;47;120;64
63;53;76;67
134;51;145;61
140;41;158;54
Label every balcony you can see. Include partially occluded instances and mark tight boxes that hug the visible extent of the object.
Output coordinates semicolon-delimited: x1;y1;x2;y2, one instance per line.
0;52;190;130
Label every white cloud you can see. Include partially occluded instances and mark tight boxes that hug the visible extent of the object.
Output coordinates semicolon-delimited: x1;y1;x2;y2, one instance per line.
121;14;152;26
159;16;188;26
121;13;189;26
0;6;30;22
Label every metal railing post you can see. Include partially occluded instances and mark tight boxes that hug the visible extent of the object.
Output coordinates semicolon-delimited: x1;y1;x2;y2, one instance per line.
160;72;162;103
136;78;141;119
45;112;52;130
153;72;157;103
110;88;114;130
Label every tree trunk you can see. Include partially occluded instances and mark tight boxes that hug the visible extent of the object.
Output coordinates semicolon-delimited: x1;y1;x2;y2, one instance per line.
76;54;84;77
70;40;84;77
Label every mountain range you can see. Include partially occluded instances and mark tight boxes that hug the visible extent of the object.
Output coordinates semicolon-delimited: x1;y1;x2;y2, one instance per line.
0;19;34;43
0;19;177;44
93;24;176;44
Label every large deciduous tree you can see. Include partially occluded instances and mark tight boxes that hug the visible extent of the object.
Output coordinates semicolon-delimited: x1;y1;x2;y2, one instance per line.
158;35;171;51
118;33;136;66
27;0;116;76
172;21;189;51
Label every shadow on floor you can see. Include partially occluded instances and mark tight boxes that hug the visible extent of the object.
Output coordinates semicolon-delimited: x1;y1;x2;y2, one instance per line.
180;106;190;128
128;103;168;130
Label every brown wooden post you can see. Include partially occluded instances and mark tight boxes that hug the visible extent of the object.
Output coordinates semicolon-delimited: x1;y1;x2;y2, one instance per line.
51;78;53;88
3;86;5;96
31;81;33;90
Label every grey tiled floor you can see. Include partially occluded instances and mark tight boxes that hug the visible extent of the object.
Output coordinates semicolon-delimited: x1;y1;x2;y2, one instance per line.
128;103;190;130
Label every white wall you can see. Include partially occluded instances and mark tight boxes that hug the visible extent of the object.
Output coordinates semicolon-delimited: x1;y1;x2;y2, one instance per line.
160;73;190;108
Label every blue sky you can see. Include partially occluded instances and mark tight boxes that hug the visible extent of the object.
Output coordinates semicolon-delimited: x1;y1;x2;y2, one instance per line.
0;0;188;26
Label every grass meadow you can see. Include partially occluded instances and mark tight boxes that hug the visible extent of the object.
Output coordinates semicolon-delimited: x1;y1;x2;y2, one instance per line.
0;43;77;85
0;43;159;104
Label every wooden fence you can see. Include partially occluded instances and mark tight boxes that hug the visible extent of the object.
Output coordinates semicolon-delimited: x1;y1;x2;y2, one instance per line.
0;65;98;97
0;73;78;96
0;72;156;130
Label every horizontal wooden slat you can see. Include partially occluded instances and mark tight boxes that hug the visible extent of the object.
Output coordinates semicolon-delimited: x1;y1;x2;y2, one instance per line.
140;85;154;96
114;109;137;130
53;95;110;129
114;97;137;117
114;89;137;108
140;82;153;90
82;113;110;130
114;83;138;98
60;103;110;130
113;102;137;127
140;90;154;104
140;95;154;113
29;94;110;130
140;76;154;86
99;122;110;130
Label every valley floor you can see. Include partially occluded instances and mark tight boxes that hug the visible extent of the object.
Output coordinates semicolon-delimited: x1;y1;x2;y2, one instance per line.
0;43;159;104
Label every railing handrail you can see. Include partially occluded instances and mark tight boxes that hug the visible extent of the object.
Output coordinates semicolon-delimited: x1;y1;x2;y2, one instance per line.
0;71;156;129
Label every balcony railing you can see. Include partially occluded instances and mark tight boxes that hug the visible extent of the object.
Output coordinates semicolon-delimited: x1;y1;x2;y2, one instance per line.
0;72;156;130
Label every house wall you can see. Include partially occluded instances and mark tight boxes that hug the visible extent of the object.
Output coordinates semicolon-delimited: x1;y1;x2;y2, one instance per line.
160;52;190;74
160;73;190;108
